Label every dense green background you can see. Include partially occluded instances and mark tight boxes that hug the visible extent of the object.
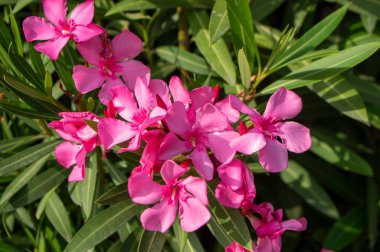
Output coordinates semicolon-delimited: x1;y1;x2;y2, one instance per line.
0;0;379;251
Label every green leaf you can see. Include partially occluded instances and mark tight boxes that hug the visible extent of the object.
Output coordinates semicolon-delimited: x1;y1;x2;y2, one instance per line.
188;11;236;85
323;206;366;251
137;230;166;252
8;7;23;56
0;156;48;208
184;233;205;252
105;0;157;16
347;75;380;106
81;154;98;220
251;0;285;21
0;140;60;177
226;0;256;70
259;42;380;95
0;135;43;153
276;48;339;69
53;59;77;95
0;102;59;120
96;182;129;205
272;4;348;69
308;75;369;124
206;181;251;249
173;220;188;252
45;192;73;242
237;49;251;89
64;201;141;252
35;188;55;220
9;53;44;91
209;0;229;44
15;208;35;230
311;129;373;176
156;46;212;75
104;160;128;185
28;44;46;84
280;161;340;219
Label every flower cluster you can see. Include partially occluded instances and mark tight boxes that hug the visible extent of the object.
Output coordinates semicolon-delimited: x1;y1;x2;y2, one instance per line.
24;1;312;251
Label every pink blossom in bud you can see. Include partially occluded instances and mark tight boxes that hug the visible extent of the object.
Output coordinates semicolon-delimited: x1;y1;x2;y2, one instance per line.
48;112;100;181
248;202;307;252
23;0;103;60
73;30;150;104
128;160;210;232
158;101;239;180
98;75;166;152
215;159;256;209
231;88;312;172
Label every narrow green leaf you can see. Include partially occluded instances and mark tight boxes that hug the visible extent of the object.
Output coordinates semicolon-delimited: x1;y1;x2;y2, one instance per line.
209;0;229;44
15;208;35;230
0;135;43;153
137;230;166;252
323;206;366;251
308;75;369;124
36;188;56;220
251;0;285;21
272;4;349;69
81;157;98;220
280;161;340;219
3;74;50;102
259;42;380;95
95;182;129;205
0;140;60;177
348;75;380;107
276;48;339;69
106;0;157;16
188;11;236;85
0;156;48;207
104;159;128;185
310;129;373;176
237;49;251;89
64;201;141;252
0;102;59;120
8;7;23;56
45;192;73;242
184;233;205;252
173;220;188;252
53;59;77;94
44;71;53;96
156;46;212;75
9;53;44;90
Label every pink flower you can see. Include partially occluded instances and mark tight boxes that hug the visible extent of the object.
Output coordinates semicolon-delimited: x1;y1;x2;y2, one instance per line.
73;30;149;104
128;160;211;232
231;88;312;172
225;241;257;252
98;76;166;152
215;159;256;209
23;0;103;60
248;202;307;252
158;101;239;180
48;112;99;181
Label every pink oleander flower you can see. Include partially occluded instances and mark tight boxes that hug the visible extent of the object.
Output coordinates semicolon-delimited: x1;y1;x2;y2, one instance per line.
98;75;166;152
48;112;99;181
215;159;256;209
225;241;257;252
158;101;239;180
128;160;210;232
23;0;103;60
73;30;150;104
248;202;307;252
231;88;312;172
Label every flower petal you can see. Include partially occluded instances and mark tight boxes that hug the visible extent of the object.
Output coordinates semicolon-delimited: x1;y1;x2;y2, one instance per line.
215;182;244;208
112;30;143;61
276;122;311;153
34;36;69;60
259;139;288;173
207;131;239;163
169;76;191;105
195;103;229;133
73;65;104;94
257;237;281;252
134;76;152;109
179;195;210;232
148;79;171;108
215;95;241;123
76;35;102;65
72;23;103;43
42;0;67;26
98;78;125;105
230;129;267;155
117;132;141;153
165;101;190;136
55;142;81;168
181;176;208;205
189;148;214;181
68;165;85;182
69;0;94;26
23;17;57;42
141;198;177;233
161;160;189;184
158;132;191;160
263;87;302;120
110;85;137;121
119;60;150;90
281;217;307;231
217;159;244;190
128;172;164;204
98;118;136;149
189;86;214;111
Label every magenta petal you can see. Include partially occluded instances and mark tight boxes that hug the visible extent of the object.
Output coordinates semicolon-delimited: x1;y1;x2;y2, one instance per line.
189;148;214;181
68;165;85;182
98;118;136;149
73;65;104;94
158;132;191;160
231;129;267;155
179;195;211;232
42;0;67;26
118;60;150;90
217;159;244;190
118;133;141;153
161;160;189;184
112;30;143;61
111;85;137;121
55;142;81;168
128;172;163;204
23;17;56;42
281;218;307;231
277;122;311;153
259;139;288;173
165;101;190;136
195;103;229;133
34;36;70;60
72;24;103;43
215;182;244;208
257;237;281;252
76;36;102;65
69;0;94;26
181;176;208;205
207;131;239;163
189;86;214;111
215;95;240;123
134;76;153;109
98;78;125;105
149;79;171;108
141;199;177;233
264;87;302;120
169;76;191;105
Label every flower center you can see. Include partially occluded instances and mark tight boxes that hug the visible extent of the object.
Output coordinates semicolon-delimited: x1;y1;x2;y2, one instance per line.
162;182;181;204
99;59;121;79
185;129;207;149
130;108;149;130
